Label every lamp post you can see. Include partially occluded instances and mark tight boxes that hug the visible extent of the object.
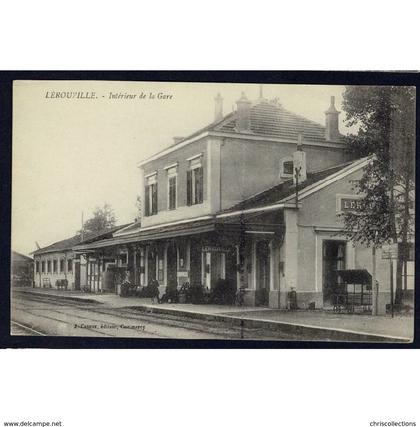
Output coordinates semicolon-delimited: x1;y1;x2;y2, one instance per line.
371;228;379;316
390;256;394;318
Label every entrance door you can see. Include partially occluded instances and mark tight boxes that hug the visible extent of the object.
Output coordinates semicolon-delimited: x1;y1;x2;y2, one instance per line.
256;241;270;306
202;250;226;291
210;252;224;287
225;249;238;290
147;248;157;284
189;240;201;286
322;240;346;306
167;243;177;287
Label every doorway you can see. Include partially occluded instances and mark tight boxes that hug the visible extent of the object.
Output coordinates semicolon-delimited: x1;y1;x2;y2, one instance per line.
210;252;224;287
202;250;226;291
147;247;157;284
166;243;177;287
256;240;270;306
322;240;346;306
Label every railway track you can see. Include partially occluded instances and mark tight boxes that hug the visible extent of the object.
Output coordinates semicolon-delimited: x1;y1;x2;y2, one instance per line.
11;291;298;340
10;320;46;336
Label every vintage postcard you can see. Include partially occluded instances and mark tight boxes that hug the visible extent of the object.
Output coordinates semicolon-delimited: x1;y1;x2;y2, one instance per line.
10;79;415;343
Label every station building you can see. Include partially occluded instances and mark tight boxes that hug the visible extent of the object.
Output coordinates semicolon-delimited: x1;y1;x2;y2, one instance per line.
38;91;413;310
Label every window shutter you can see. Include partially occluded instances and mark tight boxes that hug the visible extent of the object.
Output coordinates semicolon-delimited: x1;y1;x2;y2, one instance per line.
145;185;150;216
168;179;172;210
187;170;192;206
172;179;176;209
169;177;176;210
197;167;203;203
152;183;158;214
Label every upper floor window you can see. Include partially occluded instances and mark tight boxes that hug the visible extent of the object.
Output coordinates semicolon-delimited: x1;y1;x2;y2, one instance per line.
280;157;294;179
47;260;51;273
166;165;178;211
67;259;73;272
145;173;158;216
41;261;45;273
187;156;203;206
35;261;39;274
60;259;64;273
53;259;58;273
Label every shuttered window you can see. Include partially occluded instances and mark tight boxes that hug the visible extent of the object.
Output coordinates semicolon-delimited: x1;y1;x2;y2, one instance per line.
145;173;158;216
194;166;203;204
168;176;176;210
165;165;178;211
186;156;203;206
145;185;150;216
152;183;158;215
187;169;192;206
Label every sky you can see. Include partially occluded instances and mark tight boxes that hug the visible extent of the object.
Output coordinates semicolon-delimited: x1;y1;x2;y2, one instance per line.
12;81;348;256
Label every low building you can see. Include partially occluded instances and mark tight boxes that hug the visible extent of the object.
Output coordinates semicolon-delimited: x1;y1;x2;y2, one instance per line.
32;225;129;290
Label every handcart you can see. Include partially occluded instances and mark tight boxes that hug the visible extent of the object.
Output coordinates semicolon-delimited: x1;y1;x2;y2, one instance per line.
333;269;372;314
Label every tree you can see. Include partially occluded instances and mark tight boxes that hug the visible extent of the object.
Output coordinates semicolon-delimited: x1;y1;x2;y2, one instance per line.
81;203;117;235
339;86;415;305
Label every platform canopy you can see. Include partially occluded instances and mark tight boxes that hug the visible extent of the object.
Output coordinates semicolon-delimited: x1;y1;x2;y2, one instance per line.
73;210;284;253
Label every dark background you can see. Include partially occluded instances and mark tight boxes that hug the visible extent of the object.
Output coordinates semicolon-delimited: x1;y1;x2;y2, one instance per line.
1;70;419;349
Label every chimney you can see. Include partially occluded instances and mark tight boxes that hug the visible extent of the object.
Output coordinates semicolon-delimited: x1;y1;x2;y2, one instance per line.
214;93;223;122
293;133;307;184
325;96;341;141
258;84;264;101
236;92;252;132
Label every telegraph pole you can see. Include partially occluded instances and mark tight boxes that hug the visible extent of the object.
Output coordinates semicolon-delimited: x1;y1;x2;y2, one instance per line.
371;228;379;316
294;166;301;209
390;258;394;318
372;244;377;315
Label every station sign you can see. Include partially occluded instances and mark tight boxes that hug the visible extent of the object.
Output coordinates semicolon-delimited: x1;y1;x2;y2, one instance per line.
336;194;365;214
202;246;231;253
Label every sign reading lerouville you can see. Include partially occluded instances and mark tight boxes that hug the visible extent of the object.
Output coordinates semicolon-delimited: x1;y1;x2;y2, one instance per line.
202;246;231;253
340;197;363;212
